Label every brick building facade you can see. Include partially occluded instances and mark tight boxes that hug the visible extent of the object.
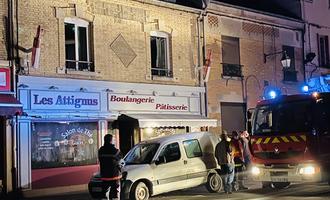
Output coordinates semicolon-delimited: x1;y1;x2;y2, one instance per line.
205;1;305;134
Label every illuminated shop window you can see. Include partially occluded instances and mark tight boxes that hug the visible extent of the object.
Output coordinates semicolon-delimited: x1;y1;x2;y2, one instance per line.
31;122;98;169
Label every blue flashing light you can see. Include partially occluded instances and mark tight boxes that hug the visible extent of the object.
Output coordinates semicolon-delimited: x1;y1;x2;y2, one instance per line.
263;86;281;100
269;90;277;99
302;85;309;93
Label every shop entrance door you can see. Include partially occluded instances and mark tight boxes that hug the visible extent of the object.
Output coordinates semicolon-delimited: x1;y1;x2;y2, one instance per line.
220;102;246;134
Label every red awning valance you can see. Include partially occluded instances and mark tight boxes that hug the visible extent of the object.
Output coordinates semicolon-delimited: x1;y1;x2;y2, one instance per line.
0;94;23;116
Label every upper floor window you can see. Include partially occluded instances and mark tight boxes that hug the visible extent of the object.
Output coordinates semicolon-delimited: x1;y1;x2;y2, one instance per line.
318;34;330;68
64;18;93;72
221;35;242;78
282;45;297;82
150;31;172;77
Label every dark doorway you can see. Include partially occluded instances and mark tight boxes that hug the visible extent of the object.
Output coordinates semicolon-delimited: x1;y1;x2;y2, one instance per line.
116;115;140;155
220;102;246;134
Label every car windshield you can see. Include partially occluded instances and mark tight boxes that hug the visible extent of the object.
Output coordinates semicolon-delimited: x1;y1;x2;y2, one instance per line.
124;143;160;165
253;100;313;135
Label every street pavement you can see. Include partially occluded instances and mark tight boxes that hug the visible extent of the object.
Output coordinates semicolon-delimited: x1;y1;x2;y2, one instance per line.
19;181;330;200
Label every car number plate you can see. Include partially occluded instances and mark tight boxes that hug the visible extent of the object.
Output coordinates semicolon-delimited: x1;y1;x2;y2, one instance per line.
91;187;103;192
271;177;288;182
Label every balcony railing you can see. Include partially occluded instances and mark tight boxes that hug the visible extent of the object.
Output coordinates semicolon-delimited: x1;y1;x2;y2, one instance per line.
151;68;173;77
221;63;243;78
66;60;94;72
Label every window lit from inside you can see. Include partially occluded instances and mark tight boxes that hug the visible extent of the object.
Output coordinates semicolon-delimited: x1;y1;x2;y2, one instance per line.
318;35;330;68
150;31;172;77
65;18;93;72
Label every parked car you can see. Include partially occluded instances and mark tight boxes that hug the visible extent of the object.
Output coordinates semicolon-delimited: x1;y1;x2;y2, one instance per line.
121;131;222;200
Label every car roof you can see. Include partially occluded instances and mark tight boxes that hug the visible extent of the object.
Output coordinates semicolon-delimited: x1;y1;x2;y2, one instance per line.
140;132;214;144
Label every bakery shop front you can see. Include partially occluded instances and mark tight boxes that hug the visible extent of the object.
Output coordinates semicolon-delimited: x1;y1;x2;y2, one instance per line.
108;90;217;154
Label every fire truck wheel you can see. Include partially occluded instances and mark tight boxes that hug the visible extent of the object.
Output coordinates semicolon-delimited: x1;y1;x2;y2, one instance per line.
272;182;290;189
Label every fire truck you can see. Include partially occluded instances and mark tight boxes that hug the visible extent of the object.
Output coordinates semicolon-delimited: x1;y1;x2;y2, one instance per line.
249;92;330;189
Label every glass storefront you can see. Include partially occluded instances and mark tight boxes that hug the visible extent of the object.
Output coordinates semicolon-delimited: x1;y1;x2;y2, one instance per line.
31;121;98;169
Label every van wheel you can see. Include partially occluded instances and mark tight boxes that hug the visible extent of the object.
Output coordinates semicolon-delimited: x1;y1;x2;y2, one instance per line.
130;182;150;200
272;182;290;189
206;173;222;193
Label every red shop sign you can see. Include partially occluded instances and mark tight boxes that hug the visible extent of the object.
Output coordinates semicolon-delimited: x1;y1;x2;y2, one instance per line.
0;68;11;91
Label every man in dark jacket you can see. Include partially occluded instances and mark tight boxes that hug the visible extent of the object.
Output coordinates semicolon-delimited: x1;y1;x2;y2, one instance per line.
215;131;235;194
98;134;122;200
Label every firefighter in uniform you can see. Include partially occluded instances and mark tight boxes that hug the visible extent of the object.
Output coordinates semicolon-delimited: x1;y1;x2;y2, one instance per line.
98;134;122;200
231;131;248;190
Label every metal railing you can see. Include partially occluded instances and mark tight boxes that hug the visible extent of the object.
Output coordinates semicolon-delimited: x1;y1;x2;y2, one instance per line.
221;63;243;78
66;60;94;72
151;68;173;77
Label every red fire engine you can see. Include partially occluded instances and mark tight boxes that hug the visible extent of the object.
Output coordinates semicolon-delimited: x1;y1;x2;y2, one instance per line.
249;92;330;189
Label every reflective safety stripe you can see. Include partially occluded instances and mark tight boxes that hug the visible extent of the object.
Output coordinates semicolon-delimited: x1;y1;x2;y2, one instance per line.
263;137;271;144
272;137;281;143
281;136;290;143
300;135;306;141
290;136;300;142
252;135;307;144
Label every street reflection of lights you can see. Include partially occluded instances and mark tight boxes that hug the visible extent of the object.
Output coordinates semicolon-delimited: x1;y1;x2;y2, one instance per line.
251;166;261;175
145;128;153;135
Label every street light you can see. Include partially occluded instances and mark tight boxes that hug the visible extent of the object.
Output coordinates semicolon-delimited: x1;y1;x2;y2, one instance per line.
264;51;291;68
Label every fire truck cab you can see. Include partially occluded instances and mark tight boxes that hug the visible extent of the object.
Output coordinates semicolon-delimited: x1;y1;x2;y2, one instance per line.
249;92;330;189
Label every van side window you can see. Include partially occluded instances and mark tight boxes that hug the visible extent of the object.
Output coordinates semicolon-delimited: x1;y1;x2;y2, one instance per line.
158;142;181;163
183;139;202;158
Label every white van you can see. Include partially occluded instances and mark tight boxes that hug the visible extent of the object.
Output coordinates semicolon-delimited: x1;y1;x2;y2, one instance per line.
121;132;222;200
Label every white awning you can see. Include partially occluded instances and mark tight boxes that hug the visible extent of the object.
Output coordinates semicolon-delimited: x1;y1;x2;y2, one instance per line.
123;114;218;128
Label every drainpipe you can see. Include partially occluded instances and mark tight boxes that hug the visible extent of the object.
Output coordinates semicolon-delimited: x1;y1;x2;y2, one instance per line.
197;12;203;116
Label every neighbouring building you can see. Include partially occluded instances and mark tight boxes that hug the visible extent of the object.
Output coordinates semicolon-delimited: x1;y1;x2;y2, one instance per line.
302;0;330;92
13;0;216;192
204;0;305;134
0;0;23;195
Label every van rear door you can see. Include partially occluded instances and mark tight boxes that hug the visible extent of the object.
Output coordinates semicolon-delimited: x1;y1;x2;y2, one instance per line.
183;139;208;188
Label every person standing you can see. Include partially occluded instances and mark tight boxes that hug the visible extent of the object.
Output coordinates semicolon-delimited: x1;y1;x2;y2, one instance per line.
215;130;235;194
98;134;122;200
240;130;252;170
231;131;248;190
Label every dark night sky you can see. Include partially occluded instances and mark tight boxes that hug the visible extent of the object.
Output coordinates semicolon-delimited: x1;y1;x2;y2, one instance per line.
159;0;301;19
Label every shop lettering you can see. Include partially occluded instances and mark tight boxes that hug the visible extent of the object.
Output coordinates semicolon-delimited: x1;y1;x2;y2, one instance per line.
33;94;98;108
61;128;93;138
155;104;188;111
110;95;154;104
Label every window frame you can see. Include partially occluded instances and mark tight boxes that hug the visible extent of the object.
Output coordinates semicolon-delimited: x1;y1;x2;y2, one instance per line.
183;139;203;158
221;35;242;78
64;18;91;71
150;31;172;77
282;45;297;82
318;34;330;68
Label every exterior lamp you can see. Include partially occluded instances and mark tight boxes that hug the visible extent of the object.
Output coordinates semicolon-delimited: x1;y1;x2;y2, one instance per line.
264;51;291;68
